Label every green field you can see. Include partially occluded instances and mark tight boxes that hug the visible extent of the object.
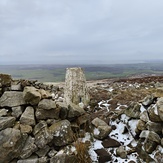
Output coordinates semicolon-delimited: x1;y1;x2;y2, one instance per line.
0;63;163;82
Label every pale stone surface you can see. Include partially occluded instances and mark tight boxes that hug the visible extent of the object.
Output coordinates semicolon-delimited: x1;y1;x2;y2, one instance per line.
12;106;24;118
68;102;85;118
49;120;73;146
148;104;162;122
56;101;68;119
116;146;127;159
141;95;155;106
125;102;141;118
156;97;163;121
11;84;22;91
50;153;77;163
0;108;8;117
38;99;56;110
136;119;146;131
64;67;90;105
139;130;161;144
20;106;36;126
0;116;16;130
140;110;149;122
20;136;38;159
17;156;39;163
0;91;26;107
0;128;27;163
34;121;53;148
92;117;112;139
146;121;162;134
23;86;41;105
38;89;50;99
35;107;60;120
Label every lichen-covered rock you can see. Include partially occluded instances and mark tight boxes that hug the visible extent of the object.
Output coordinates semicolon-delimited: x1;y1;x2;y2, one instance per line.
68;102;85;119
64;67;90;105
49;120;73;146
156;97;163;121
0;116;16;130
35;107;60;120
35;145;50;157
77;113;90;127
139;130;161;144
20;106;36;126
0;128;27;163
20;136;38;159
36;99;60;120
125;102;141;118
50;154;77;163
91;117;112;139
136;119;146;131
146;121;162;134
34;121;53;148
48;149;57;158
12;106;24;118
141;95;155;106
17;155;39;163
140;110;149;122
0;91;26;107
148;104;162;122
56;101;68;119
136;140;156;162
23;86;41;105
144;139;158;154
38;99;56;110
154;147;163;163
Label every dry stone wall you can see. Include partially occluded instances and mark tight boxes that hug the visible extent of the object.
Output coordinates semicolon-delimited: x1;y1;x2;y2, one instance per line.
0;73;90;163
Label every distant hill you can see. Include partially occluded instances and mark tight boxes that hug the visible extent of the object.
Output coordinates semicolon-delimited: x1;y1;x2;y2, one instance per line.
1;62;163;82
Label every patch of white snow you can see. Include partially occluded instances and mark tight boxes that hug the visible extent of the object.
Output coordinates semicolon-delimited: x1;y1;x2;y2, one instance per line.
140;104;146;112
93;128;100;135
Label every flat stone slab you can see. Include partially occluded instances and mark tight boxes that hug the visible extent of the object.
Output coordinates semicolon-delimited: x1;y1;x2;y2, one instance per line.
0;116;16;130
0;91;26;107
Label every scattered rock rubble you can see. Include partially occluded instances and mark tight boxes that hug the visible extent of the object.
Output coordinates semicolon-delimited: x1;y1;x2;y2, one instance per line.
1;72;163;163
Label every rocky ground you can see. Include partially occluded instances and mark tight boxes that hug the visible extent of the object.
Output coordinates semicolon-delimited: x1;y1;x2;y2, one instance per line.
1;74;163;163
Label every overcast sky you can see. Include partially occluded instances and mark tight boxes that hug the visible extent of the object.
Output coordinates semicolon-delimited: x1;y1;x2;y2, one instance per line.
1;0;163;65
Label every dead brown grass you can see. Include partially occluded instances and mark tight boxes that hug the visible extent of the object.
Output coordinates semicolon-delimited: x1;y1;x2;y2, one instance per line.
74;140;91;163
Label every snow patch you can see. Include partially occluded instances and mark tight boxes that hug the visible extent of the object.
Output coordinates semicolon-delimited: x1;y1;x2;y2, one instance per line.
93;128;100;135
128;119;138;137
153;104;158;115
140;104;146;112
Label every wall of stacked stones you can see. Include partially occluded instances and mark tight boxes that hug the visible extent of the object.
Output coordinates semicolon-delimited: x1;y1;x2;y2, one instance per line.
0;74;88;163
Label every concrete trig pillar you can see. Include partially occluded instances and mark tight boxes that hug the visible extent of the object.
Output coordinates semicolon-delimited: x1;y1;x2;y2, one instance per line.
64;67;90;106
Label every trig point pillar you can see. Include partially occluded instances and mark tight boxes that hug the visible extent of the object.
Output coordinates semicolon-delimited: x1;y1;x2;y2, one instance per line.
64;67;90;106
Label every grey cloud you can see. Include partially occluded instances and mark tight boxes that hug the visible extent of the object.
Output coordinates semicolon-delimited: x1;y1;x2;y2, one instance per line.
1;0;163;64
